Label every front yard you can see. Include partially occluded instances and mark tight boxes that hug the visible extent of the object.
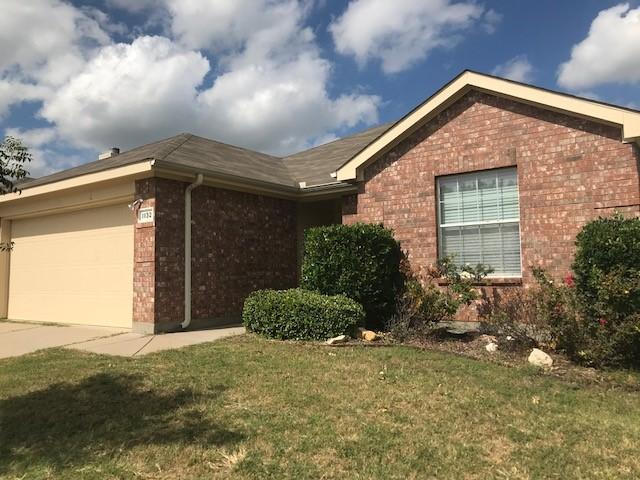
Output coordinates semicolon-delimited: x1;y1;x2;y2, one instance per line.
1;335;640;479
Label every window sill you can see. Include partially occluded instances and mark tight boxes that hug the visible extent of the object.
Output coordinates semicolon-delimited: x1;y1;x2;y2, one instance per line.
436;277;522;287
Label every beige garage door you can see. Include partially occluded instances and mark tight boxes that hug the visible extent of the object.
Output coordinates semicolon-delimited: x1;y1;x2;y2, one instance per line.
8;203;134;328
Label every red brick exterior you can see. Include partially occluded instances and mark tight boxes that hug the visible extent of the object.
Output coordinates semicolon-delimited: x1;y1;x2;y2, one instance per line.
342;91;640;289
131;91;640;330
133;178;156;326
133;178;298;332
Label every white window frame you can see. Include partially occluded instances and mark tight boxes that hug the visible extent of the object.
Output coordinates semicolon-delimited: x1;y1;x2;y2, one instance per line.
436;167;522;278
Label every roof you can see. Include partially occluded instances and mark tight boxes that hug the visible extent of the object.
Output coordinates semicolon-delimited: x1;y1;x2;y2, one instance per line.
21;133;291;189
282;123;392;186
17;124;393;193
336;70;640;181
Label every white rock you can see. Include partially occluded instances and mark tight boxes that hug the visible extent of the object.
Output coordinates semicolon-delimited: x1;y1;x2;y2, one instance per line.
528;348;553;368
485;342;498;353
326;335;349;345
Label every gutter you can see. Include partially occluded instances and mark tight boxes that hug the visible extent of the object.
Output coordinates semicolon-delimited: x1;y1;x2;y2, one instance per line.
181;173;204;329
152;160;357;199
153;159;300;197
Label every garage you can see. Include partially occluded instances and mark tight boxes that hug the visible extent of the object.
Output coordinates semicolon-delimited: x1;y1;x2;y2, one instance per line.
7;203;134;328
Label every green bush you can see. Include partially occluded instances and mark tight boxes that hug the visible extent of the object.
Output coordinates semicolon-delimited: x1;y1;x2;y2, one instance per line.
242;288;365;341
573;214;640;317
568;214;640;367
301;223;403;329
533;267;640;367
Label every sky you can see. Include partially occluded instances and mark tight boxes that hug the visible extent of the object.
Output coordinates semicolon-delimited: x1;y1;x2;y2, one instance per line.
1;0;639;177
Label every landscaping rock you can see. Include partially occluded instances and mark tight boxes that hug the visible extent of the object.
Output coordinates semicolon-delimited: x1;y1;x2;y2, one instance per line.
326;335;349;345
357;328;379;342
479;334;498;343
485;342;498;353
528;348;553;368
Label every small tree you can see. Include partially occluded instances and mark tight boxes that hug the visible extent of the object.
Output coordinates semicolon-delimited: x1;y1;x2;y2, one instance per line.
0;136;31;251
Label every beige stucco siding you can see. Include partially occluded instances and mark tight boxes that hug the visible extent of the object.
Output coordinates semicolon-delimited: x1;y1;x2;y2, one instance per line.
7;203;134;328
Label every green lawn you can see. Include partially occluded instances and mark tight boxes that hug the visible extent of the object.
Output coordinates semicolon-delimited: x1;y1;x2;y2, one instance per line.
1;335;640;479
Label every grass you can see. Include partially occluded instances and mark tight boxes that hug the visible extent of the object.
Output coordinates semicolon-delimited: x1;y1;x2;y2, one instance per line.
1;335;640;479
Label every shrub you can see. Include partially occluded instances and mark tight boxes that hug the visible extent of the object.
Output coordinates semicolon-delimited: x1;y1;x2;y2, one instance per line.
433;255;494;306
388;255;492;342
573;213;640;318
479;283;553;349
534;267;640;368
574;268;640;367
387;279;455;342
301;223;403;329
566;214;640;367
242;288;365;341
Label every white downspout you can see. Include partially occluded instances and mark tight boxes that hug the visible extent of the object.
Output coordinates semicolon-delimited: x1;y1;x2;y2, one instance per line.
182;173;204;329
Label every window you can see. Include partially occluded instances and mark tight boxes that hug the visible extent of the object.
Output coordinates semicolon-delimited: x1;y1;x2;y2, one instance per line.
437;167;521;276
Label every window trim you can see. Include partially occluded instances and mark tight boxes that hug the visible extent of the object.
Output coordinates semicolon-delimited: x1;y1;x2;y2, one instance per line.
436;167;523;278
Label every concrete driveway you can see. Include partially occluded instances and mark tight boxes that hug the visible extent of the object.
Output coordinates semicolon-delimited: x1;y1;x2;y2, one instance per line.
0;321;245;359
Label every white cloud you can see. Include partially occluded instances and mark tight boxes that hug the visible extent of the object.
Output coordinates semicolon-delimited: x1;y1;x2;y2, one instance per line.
482;9;503;34
41;36;210;151
558;3;640;90
192;0;379;153
2;126;86;177
4;127;57;148
3;0;379;167
492;55;534;83
166;0;305;53
0;81;50;118
0;0;109;87
329;0;486;73
197;54;379;154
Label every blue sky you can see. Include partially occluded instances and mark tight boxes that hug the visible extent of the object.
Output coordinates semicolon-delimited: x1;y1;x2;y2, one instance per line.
1;0;639;177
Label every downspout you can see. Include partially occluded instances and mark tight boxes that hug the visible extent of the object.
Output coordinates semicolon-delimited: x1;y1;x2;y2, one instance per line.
181;173;204;329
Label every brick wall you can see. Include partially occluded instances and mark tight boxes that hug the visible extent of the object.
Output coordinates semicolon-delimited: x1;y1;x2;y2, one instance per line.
133;177;298;332
133;178;156;328
342;91;640;289
190;185;298;320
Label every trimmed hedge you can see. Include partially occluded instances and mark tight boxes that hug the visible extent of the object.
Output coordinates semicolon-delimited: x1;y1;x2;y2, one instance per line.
242;288;364;340
301;223;403;329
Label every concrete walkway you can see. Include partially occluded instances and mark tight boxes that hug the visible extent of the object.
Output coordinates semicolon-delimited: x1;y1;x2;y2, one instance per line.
0;321;245;359
67;326;245;357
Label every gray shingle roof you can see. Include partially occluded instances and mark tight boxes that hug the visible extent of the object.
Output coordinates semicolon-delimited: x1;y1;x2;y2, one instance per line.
282;123;392;186
19;123;393;191
21;134;191;189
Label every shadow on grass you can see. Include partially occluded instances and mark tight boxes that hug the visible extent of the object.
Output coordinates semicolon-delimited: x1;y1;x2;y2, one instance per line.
0;373;244;473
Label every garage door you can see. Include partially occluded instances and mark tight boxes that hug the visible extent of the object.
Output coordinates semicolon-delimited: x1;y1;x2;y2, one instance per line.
8;203;134;328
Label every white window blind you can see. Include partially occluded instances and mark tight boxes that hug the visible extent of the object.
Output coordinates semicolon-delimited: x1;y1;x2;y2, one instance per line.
438;168;521;276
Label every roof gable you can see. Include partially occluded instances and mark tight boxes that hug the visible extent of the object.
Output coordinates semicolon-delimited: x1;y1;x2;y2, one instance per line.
335;70;640;182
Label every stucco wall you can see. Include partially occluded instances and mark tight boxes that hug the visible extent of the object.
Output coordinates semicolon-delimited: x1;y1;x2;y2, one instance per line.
342;91;640;288
133;177;298;332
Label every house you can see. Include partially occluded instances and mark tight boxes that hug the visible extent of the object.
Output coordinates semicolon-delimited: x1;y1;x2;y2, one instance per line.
1;71;639;333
